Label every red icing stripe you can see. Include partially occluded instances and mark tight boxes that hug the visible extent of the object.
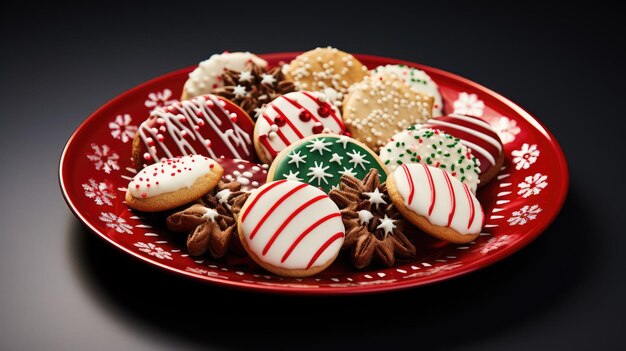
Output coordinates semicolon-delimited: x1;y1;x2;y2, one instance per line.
280;212;342;263
272;103;305;139
462;183;475;229
301;91;345;129
401;164;415;205
240;180;287;222
262;195;327;255
258;135;279;157
261;113;290;146
441;170;456;226
422;164;436;215
282;95;322;125
306;232;344;269
248;182;308;240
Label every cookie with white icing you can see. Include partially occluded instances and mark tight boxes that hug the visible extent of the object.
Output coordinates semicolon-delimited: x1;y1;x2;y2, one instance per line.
372;64;443;117
267;134;387;193
387;164;484;244
238;180;345;277
253;91;346;164
215;157;268;191
125;155;223;212
421;114;504;185
379;126;480;193
182;52;267;100
283;47;368;107
342;73;434;152
132;94;254;169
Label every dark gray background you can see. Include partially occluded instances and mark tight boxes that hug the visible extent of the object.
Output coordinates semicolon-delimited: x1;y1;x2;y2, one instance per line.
1;2;624;350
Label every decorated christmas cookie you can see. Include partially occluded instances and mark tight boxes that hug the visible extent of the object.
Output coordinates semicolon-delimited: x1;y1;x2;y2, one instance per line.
211;62;296;120
132;94;254;169
420;114;504;185
125;155;223;212
387;164;484;244
253;91;345;164
215;157;268;191
238;180;345;277
372;64;443;117
379;126;480;193
283;47;368;107
182;52;267;100
343;73;434;152
267;134;388;193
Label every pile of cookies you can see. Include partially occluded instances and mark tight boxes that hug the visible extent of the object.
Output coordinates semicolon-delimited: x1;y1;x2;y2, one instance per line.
125;47;505;277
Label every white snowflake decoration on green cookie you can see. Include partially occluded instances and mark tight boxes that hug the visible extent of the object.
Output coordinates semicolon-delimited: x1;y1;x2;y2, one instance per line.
329;153;344;165
346;150;371;170
283;170;303;181
307;138;333;155
287;150;307;168
338;167;357;177
307;161;334;185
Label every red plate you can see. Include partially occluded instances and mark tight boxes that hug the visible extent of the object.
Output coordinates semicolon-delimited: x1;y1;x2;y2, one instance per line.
59;53;568;294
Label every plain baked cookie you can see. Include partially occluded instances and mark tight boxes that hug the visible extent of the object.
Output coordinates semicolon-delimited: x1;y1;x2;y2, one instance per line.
267;134;387;193
254;91;345;164
125;155;223;212
283;47;368;107
342;73;434;152
237;179;345;277
182;52;267;100
387;163;484;244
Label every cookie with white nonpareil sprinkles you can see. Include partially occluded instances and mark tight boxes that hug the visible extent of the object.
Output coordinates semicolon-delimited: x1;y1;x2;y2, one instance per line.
371;64;443;117
387;164;484;244
215;157;268;191
267;134;387;193
379;126;480;193
125;155;223;212
283;47;368;107
342;73;434;152
420;114;504;186
238;180;345;277
253;91;345;164
182;52;267;100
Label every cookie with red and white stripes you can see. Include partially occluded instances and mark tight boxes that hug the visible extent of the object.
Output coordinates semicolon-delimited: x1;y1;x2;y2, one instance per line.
387;163;484;244
253;91;346;164
237;180;345;277
421;114;504;185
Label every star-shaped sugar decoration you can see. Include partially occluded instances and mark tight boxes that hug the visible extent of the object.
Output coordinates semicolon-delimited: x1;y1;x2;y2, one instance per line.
215;189;231;206
306;138;333;155
363;188;387;208
238;70;253;83
376;215;396;237
287;150;307;168
338;167;357;177
283;170;303;181
261;73;277;85
202;207;219;222
253;105;267;119
357;210;374;225
232;85;247;98
329;153;344;165
336;135;351;149
307;161;333;185
346;150;371;170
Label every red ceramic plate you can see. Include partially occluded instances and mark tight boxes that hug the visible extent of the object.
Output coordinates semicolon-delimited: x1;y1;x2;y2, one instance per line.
60;52;568;295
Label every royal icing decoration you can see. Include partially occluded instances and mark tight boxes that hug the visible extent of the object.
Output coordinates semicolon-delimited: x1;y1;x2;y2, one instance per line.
420;114;503;175
127;155;218;198
394;164;484;235
215;157;268;191
183;52;267;99
379;127;480;193
271;135;387;193
137;94;253;166
372;64;443;117
256;91;345;161
239;180;345;270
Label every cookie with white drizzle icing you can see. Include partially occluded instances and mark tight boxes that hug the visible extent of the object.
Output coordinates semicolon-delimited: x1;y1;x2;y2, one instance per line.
371;64;443;117
215;157;268;191
125;155;223;212
238;180;345;277
132;94;254;169
267;134;387;193
253;91;346;164
387;163;484;244
379;126;480;193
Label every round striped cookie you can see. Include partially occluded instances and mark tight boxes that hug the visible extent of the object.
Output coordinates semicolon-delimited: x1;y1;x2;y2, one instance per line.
237;180;345;277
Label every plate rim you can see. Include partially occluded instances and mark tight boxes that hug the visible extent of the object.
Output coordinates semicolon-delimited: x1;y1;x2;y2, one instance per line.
59;52;569;295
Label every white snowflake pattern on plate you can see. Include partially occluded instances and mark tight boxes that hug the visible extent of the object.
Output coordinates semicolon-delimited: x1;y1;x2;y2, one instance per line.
508;204;542;226
452;92;484;117
511;143;540;170
517;173;548;198
86;144;120;174
185;267;228;279
479;235;515;254
404;264;463;278
99;212;133;234
82;178;115;205
492;116;521;144
144;88;177;112
134;242;172;260
109;114;137;143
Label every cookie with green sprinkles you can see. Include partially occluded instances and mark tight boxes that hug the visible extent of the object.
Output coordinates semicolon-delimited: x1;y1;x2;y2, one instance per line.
378;126;480;193
267;134;388;193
